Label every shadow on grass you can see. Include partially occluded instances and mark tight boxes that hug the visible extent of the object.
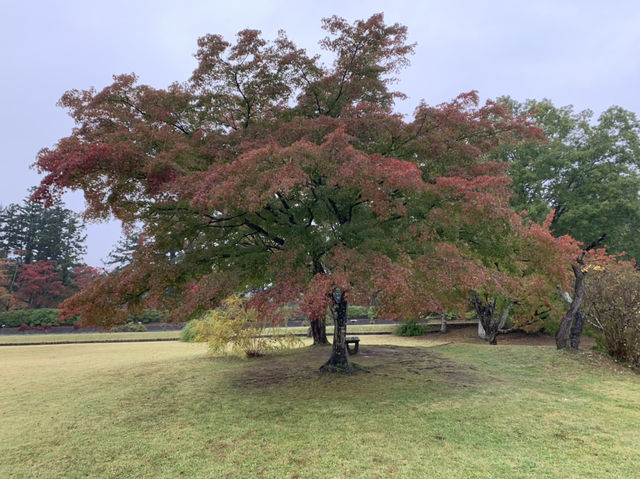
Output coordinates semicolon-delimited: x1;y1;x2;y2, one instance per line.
228;344;485;391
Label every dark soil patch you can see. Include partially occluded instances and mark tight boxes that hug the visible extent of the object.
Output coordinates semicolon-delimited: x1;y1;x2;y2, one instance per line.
232;346;330;388
232;344;484;390
215;326;611;389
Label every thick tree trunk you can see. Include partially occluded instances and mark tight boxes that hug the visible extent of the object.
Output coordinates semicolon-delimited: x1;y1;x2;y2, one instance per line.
472;294;513;345
472;294;498;345
320;289;352;373
557;285;587;350
556;264;585;349
570;311;586;350
310;316;329;345
557;233;605;350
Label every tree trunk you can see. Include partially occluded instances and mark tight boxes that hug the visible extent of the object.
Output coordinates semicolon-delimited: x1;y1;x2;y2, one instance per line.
570;311;586;350
440;312;447;333
556;264;585;349
310;316;329;345
557;285;587;350
557;233;605;350
472;294;498;345
320;289;351;373
311;259;329;344
472;294;513;345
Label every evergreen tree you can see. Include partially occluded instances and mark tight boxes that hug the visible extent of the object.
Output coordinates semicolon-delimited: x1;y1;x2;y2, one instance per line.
103;233;141;272
0;191;87;284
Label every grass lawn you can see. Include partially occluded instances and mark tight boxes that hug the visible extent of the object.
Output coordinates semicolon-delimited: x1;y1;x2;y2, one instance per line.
1;336;638;478
0;330;182;344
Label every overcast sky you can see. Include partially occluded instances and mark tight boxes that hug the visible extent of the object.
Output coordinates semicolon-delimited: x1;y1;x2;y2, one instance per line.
1;0;639;266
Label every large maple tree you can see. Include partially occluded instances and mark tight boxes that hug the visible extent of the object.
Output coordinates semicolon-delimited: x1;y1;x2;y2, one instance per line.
35;14;568;369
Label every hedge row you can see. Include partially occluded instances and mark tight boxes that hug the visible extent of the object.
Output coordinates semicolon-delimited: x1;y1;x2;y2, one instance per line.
129;310;167;324
0;309;72;328
347;305;373;319
0;309;167;328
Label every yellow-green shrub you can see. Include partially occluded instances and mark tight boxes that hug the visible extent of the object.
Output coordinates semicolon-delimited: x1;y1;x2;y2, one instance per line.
193;295;300;357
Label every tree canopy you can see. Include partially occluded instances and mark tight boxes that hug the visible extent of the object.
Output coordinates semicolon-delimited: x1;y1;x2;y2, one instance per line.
498;98;640;260
0;192;93;310
0;191;86;283
34;14;576;368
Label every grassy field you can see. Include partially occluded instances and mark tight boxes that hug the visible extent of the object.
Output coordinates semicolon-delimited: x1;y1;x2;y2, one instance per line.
1;336;638;478
0;330;182;344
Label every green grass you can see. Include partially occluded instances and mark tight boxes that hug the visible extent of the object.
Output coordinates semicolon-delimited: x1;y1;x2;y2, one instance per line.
1;336;638;478
0;330;181;344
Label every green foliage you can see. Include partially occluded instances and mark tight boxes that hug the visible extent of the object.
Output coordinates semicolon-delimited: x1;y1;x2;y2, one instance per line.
542;314;560;336
347;305;370;319
0;308;75;328
193;295;300;357
394;319;427;336
110;323;147;332
498;98;640;260
128;309;166;324
104;233;141;272
179;319;202;343
0;308;166;329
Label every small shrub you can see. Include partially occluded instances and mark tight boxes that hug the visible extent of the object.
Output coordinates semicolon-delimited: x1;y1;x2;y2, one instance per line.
542;314;560;336
347;305;370;319
584;262;640;365
193;295;300;357
110;323;147;332
367;306;377;323
179;319;202;342
394;319;427;336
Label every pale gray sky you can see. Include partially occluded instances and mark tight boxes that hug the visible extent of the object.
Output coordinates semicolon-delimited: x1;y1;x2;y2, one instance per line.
1;0;639;265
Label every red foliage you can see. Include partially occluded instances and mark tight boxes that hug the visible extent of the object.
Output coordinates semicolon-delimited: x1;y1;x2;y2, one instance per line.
14;261;68;309
71;266;104;291
0;259;16;312
32;15;570;333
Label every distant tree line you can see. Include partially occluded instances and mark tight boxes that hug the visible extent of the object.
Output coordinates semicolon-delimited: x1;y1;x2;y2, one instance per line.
0;191;101;311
